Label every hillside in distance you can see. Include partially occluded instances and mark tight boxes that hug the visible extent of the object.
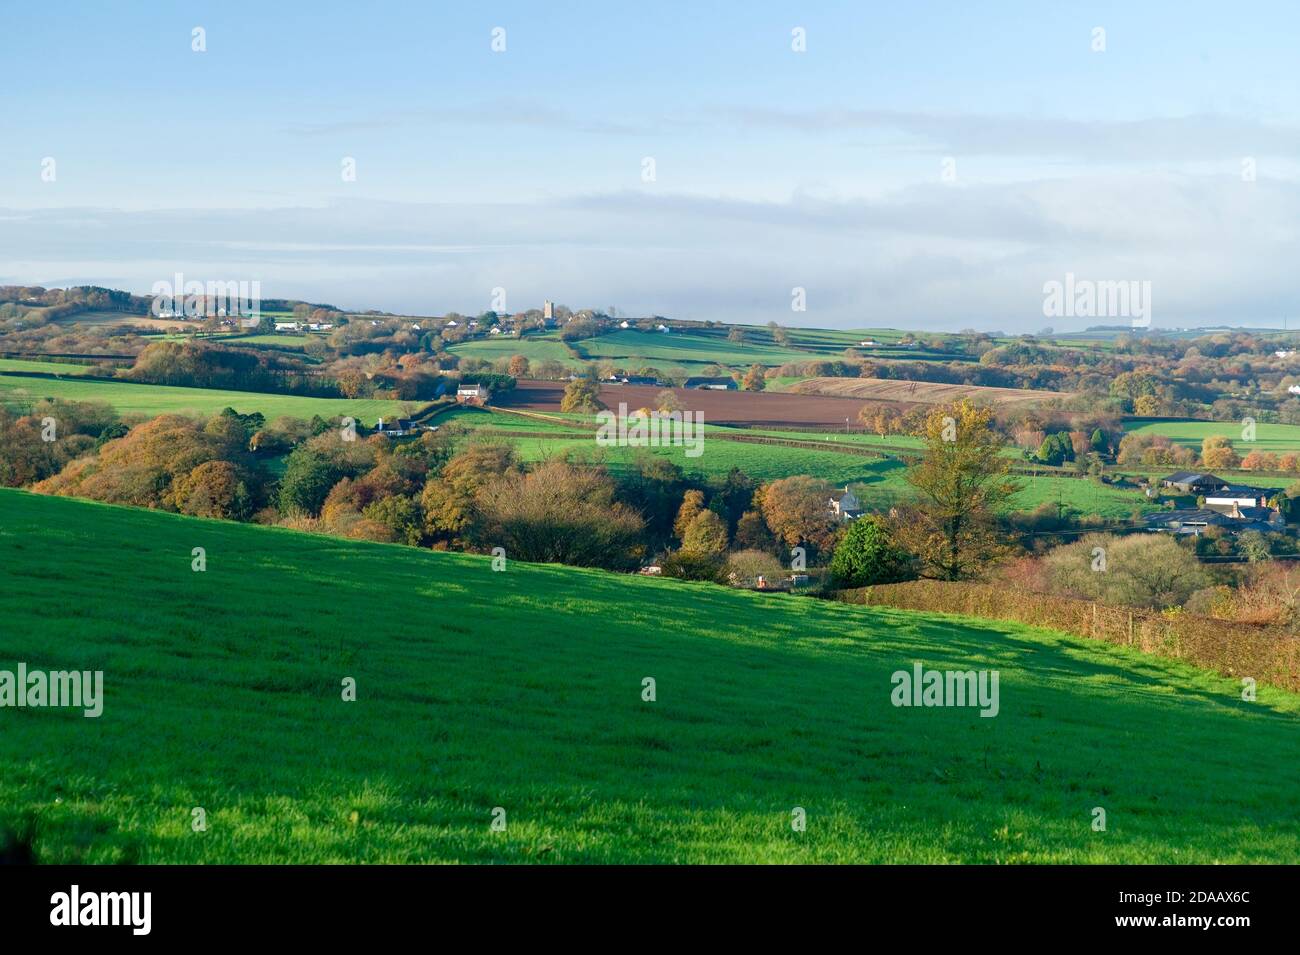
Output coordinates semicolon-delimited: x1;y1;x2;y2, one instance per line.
0;490;1297;863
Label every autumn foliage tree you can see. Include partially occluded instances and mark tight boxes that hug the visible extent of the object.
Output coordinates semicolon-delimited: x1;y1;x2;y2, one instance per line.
560;377;604;413
1042;533;1209;609
168;459;254;520
1240;450;1279;471
35;413;267;513
421;440;519;546
1201;435;1241;470
758;475;840;557
655;389;682;414
472;460;644;570
0;399;116;487
892;399;1021;580
664;507;730;580
673;489;705;541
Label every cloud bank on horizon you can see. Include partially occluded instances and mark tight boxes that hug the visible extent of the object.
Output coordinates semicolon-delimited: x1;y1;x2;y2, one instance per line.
1;1;1297;331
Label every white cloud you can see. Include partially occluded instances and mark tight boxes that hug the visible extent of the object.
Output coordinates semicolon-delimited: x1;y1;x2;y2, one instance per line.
2;171;1297;331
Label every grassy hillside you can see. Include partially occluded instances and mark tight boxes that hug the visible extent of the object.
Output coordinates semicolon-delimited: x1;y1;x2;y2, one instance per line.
448;335;580;367
577;329;812;367
0;373;406;423
0;358;94;375
1125;418;1300;456
0;490;1296;863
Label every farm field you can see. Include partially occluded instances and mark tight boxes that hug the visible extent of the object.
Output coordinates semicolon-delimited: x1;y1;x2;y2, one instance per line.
54;310;179;330
0;358;93;375
440;406;592;435
446;408;912;447
762;375;808;391
501;379;882;428
0;372;405;423
1;489;1295;863
786;327;902;348
793;377;1071;407
501;431;894;485
725;326;966;362
228;334;314;347
1124;419;1300;456
440;409;1153;517
448;335;579;367
576;329;812;367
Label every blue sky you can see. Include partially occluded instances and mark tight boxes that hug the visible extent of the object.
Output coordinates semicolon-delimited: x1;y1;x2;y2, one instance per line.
2;1;1298;329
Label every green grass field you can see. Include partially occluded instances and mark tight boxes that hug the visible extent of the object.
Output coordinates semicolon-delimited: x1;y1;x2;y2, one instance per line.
225;334;312;350
762;375;812;391
0;358;94;375
0;373;406;423
448;335;580;367
577;329;812;367
510;432;895;484
1124;419;1300;456
438;410;1152;517
1;489;1296;863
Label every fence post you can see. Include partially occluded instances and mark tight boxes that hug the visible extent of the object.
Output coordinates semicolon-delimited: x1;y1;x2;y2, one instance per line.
1128;612;1134;646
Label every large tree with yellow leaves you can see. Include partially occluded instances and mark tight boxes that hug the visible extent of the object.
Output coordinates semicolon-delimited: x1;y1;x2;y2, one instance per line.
893;399;1021;580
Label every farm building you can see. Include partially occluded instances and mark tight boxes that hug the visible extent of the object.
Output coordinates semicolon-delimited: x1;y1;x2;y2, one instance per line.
608;375;660;386
1204;484;1282;510
374;417;415;437
1160;472;1227;494
685;376;738;390
1144;507;1281;536
828;486;863;521
456;384;489;406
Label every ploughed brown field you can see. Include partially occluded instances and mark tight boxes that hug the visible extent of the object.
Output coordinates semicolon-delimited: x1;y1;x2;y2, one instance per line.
791;376;1071;407
501;379;898;427
501;378;1063;427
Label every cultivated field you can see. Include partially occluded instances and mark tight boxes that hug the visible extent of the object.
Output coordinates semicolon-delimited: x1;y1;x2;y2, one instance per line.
53;310;181;330
792;377;1072;407
501;379;881;428
1;490;1295;863
0;373;406;423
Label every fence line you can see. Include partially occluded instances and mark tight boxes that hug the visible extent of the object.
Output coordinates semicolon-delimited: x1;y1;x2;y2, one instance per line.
834;579;1300;691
